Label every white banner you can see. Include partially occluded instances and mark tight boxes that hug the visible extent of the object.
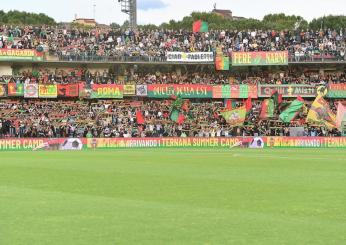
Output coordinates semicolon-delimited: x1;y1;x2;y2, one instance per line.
136;85;148;96
24;83;39;98
166;52;214;62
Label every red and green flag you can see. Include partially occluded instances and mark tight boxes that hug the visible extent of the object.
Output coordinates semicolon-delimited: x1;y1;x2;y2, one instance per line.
224;99;237;110
8;83;24;96
279;97;305;123
271;90;282;108
220;107;247;126
193;20;209;33
244;97;252;113
215;56;230;71
170;109;185;124
260;99;275;119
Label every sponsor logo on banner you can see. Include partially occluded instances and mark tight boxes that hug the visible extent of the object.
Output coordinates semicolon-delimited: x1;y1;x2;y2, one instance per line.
166;52;214;62
7;83;24;97
91;84;124;99
39;85;58;98
0;48;44;61
24;83;39;98
258;84;316;97
136;85;148;96
0;84;7;97
147;84;213;98
58;84;79;97
231;51;288;66
123;85;136;96
327;83;346;98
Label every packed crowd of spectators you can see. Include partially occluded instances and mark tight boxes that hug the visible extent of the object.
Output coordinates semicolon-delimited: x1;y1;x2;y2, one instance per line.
1;68;345;85
1;25;346;61
0;99;342;139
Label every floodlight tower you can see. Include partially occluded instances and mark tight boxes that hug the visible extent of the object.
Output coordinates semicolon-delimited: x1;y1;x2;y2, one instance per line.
118;0;137;30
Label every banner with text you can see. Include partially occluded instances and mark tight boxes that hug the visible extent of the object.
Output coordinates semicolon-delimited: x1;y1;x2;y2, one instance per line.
0;49;44;61
147;84;213;98
39;85;58;98
91;84;124;99
258;84;316;97
266;137;346;148
123;85;136;96
231;51;289;66
1;137;346;151
166;52;214;62
327;84;346;98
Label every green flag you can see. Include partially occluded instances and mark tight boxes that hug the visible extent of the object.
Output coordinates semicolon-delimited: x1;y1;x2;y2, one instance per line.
279;97;305;123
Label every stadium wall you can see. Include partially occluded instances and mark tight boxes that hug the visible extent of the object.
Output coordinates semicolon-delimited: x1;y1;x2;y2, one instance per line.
0;137;346;151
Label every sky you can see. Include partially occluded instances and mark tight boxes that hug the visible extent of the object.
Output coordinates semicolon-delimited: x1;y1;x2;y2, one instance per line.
1;0;345;25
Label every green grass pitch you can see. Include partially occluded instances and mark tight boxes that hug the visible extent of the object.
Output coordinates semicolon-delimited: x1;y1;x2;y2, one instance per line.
1;148;346;244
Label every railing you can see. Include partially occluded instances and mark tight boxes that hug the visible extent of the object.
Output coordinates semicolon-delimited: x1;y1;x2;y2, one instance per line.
55;54;168;63
45;52;346;64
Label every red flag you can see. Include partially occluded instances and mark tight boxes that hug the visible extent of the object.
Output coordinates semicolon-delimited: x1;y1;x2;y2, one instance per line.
177;114;185;125
136;111;145;125
225;99;233;110
181;100;190;112
245;97;252;112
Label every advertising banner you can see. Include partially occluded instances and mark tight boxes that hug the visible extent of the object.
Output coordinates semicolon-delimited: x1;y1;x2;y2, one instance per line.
123;85;136;96
266;137;346;148
147;84;213;98
0;137;346;151
213;85;258;98
136;85;148;96
0;84;7;97
231;51;289;66
58;84;79;97
166;52;214;62
91;84;124;99
327;84;346;98
0;138;85;151
258;84;316;97
0;49;44;61
24;83;39;98
39;85;58;98
7;83;24;97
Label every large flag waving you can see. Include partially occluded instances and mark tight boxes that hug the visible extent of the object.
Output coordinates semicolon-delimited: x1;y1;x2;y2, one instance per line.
271;90;282;108
220;107;246;126
193;20;209;33
279;97;305;123
307;96;337;129
336;102;346;130
259;99;275;119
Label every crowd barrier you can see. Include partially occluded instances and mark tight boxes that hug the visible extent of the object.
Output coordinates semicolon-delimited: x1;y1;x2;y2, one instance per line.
0;137;346;151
